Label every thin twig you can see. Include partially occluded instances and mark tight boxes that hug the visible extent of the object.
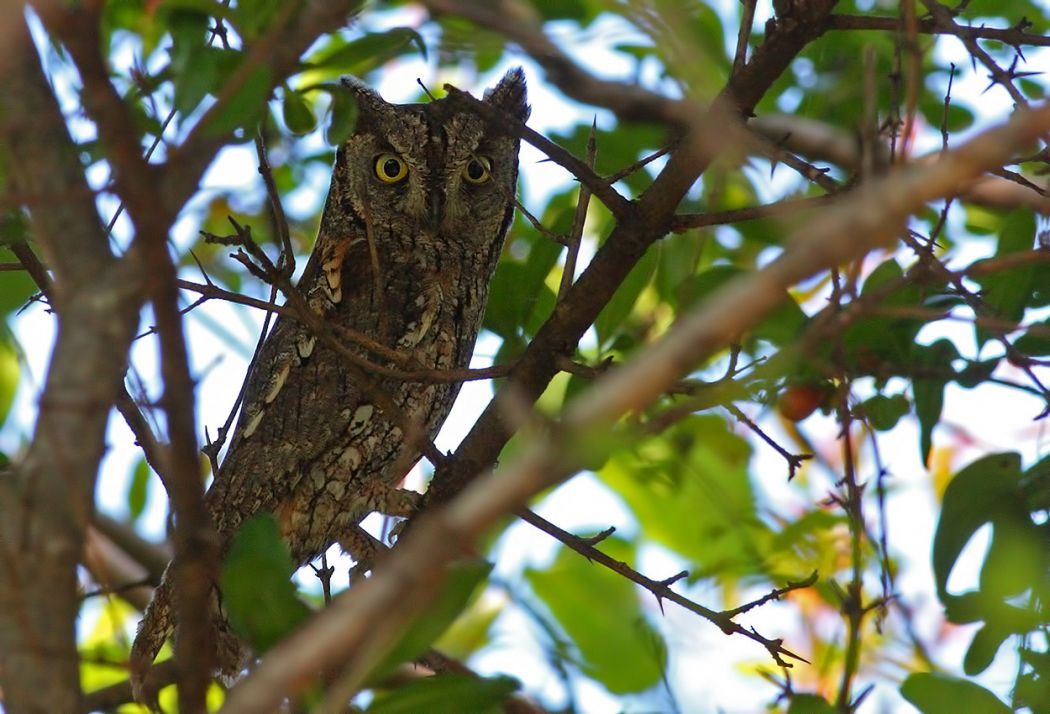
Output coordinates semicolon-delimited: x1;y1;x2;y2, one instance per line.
558;119;596;302
515;509;810;665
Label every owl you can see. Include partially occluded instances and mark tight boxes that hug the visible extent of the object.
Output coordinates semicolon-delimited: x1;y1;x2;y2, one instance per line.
131;68;528;690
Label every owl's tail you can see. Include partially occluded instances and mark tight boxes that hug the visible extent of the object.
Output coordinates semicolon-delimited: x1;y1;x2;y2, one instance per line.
129;562;250;706
129;564;177;706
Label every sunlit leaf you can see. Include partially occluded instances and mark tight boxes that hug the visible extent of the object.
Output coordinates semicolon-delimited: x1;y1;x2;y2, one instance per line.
932;452;1021;602
0;330;19;427
979;513;1046;601
373;559;492;679
526;539;666;694
787;693;837;714
599;415;767;576
127;458;150;523
368;674;518;714
900;672;1011;714
433;594;501;660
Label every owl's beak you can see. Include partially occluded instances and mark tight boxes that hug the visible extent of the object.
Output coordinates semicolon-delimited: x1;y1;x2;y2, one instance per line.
428;187;444;232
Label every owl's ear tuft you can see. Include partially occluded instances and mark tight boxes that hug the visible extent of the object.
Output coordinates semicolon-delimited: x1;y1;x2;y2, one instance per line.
340;76;390;116
484;67;530;122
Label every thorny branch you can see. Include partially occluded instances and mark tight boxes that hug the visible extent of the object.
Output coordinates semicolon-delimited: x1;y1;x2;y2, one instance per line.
219;97;1050;711
515;509;812;665
920;0;1036;108
5;0;1050;710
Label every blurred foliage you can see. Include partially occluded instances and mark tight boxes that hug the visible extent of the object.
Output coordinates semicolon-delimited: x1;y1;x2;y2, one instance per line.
220;513;312;653
2;0;1048;711
526;538;666;694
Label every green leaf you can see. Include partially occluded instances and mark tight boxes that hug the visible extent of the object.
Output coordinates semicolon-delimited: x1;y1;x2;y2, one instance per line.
679;264;806;347
594;246;657;346
787;693;837;714
526;539;666;694
127;458;150;523
973;210;1037;344
523;284;557;336
1022;453;1050;511
281;87;316;135
979;514;1045;600
861;258;908;299
599;415;765;575
433;597;500;660
220;513;311;653
234;0;282;40
0;219;37;317
0;330;19;426
374;559;492;679
912;339;957;465
932;452;1022;601
860;393;910;431
484;262;528;338
963;623;1012;676
900;672;1011;714
204;64;273;136
520;235;562;334
484;224;562;339
168;9;211;116
843;258;926;366
324;87;359;146
1015;318;1050;356
920;94;975;133
955;357;999;388
367;674;518;714
1032;261;1050;307
303;28;426;82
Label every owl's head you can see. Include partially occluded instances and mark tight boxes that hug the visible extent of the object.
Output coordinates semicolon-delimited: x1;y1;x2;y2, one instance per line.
333;69;529;249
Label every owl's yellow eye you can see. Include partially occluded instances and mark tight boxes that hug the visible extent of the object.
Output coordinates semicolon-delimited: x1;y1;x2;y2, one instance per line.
462;156;492;184
375;153;408;183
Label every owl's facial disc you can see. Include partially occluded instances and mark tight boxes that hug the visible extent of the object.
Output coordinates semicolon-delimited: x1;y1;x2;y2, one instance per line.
337;69;526;241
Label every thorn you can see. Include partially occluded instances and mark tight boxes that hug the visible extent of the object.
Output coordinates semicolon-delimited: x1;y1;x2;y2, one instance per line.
786;453;813;480
578;526;616;546
416;78;437;102
658;570;689;588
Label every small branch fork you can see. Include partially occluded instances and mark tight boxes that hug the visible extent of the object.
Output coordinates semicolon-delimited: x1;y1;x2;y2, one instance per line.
516;509;813;667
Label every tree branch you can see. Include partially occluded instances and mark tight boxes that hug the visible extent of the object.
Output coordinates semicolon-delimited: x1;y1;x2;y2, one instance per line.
426;0;838;507
828;13;1050;47
218;99;1050;712
0;20;143;714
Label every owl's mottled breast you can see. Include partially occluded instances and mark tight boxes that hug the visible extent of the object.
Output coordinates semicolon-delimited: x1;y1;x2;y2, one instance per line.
131;69;528;688
205;69;529;560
